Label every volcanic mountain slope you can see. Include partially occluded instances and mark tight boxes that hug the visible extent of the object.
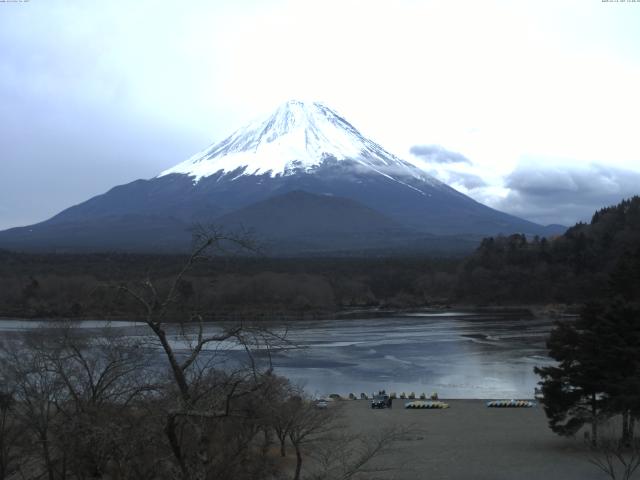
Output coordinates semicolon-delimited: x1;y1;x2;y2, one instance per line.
217;190;404;237
0;100;564;253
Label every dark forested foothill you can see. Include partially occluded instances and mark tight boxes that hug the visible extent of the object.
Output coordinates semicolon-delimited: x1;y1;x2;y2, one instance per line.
1;196;639;319
457;196;640;304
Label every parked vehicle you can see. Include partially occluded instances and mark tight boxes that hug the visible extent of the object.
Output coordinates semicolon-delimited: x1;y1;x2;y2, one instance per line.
370;394;392;409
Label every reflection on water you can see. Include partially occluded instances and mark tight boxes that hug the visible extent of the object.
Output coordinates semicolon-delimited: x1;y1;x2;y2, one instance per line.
267;312;554;399
0;311;554;399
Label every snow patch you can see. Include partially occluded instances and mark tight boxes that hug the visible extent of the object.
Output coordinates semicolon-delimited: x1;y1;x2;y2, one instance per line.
159;100;444;191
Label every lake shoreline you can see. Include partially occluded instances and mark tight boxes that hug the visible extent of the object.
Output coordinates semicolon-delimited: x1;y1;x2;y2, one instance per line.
0;312;554;399
0;303;580;324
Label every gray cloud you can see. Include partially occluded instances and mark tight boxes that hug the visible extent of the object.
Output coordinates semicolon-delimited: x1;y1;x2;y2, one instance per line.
0;84;204;229
493;164;640;226
0;3;213;230
447;171;487;190
409;145;472;165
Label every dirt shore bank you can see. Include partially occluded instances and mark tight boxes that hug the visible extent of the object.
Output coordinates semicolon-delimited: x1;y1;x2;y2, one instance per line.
336;399;602;480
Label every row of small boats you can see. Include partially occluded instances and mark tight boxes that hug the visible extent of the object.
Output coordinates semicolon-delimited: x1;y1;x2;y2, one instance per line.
486;400;535;408
403;399;536;409
405;401;449;409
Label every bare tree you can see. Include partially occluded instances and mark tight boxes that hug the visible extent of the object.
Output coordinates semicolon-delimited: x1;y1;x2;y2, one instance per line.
118;227;288;479
0;337;66;480
0;390;24;480
588;432;640;480
0;323;158;480
308;426;412;480
42;324;153;479
286;397;340;480
266;379;301;458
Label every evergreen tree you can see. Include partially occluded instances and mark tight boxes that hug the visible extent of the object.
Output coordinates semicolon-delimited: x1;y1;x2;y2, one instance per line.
535;307;610;444
609;247;640;302
594;301;640;444
536;301;640;444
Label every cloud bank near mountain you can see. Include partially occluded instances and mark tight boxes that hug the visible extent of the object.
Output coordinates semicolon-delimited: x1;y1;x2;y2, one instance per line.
491;163;640;226
409;145;472;165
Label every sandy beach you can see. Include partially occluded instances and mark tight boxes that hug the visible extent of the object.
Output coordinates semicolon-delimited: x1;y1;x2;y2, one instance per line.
335;399;604;480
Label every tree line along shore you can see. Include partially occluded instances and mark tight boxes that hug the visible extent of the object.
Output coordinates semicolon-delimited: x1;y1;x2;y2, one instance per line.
0;196;638;320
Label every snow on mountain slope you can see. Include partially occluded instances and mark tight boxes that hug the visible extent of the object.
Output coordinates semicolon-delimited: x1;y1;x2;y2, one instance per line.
0;99;566;254
159;100;442;190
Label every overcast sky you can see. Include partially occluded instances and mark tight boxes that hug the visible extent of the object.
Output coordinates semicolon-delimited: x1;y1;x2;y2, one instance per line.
1;0;640;229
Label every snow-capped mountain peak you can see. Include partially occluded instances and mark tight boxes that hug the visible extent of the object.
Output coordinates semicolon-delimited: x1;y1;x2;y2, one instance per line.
0;100;562;254
159;100;438;185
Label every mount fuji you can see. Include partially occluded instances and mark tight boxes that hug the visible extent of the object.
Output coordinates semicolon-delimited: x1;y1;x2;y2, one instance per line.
0;100;564;254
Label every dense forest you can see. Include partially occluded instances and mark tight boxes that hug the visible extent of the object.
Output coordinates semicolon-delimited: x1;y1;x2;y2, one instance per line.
0;252;460;319
1;196;639;320
458;196;640;304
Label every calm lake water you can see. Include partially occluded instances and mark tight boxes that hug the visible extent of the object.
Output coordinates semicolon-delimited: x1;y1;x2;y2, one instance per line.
0;311;554;399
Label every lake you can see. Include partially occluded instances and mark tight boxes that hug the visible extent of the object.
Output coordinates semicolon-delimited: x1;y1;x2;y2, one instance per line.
268;311;554;399
0;311;554;399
